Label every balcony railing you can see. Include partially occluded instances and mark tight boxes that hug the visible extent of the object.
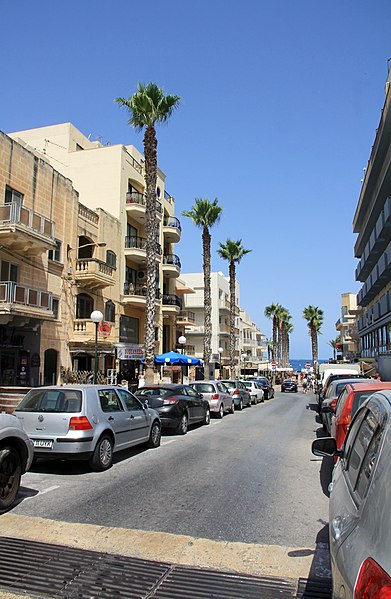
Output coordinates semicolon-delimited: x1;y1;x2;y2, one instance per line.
125;236;162;254
163;216;181;231
75;259;114;277
78;203;99;224
177;310;196;324
123;282;161;299
162;294;182;307
0;202;55;238
163;254;181;267
164;191;174;204
0;281;52;310
126;191;145;205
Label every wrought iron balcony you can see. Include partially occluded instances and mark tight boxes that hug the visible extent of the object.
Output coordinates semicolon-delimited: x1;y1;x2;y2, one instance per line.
162;294;182;308
163;216;181;242
0;202;55;255
0;281;53;319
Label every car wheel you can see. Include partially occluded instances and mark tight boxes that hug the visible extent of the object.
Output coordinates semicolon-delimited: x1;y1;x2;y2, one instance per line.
203;408;211;425
148;421;161;448
90;435;113;471
238;400;243;411
218;404;224;419
0;446;22;513
177;413;188;435
229;402;235;414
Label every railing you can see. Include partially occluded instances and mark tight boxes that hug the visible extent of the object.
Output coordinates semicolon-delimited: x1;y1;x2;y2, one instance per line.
75;259;114;277
123;283;161;299
0;281;52;310
126;153;143;174
126;191;145;205
164;191;174;204
162;294;182;307
0;202;55;238
185;325;205;333
78;203;99;224
163;254;181;267
177;310;196;324
163;216;181;231
125;236;162;254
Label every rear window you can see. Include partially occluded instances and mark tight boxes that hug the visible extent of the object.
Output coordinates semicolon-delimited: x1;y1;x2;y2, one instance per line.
136;387;171;398
352;391;376;417
335;382;350;396
191;384;215;393
221;381;235;390
16;389;82;413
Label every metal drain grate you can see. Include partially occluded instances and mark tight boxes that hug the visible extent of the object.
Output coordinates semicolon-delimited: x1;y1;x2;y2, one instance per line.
0;536;331;599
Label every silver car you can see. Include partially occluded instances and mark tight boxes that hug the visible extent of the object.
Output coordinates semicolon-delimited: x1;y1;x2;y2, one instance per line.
220;380;252;410
189;380;234;417
15;385;161;471
0;413;34;513
312;390;391;598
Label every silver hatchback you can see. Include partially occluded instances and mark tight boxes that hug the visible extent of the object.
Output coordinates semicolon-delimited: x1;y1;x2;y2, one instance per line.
189;380;234;417
15;385;161;471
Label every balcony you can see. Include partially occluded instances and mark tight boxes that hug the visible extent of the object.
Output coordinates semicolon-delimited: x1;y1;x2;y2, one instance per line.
185;325;205;334
163;216;181;243
71;318;117;344
126;192;162;224
0;202;56;255
74;259;115;290
124;236;162;265
176;310;196;326
356;197;391;281
162;254;181;278
0;281;54;321
162;294;181;314
122;284;161;307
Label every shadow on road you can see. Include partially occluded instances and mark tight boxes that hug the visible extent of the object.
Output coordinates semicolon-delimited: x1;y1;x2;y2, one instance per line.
294;523;332;596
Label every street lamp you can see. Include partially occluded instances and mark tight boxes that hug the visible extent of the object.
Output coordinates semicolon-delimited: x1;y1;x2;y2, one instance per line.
218;346;224;379
178;335;186;354
90;310;103;384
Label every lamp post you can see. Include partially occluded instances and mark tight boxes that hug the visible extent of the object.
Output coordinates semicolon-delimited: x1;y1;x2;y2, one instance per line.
90;310;103;384
218;347;224;379
178;336;186;383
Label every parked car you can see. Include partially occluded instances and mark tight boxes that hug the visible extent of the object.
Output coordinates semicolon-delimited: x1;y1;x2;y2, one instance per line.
319;377;370;433
0;413;34;513
281;379;298;393
220;380;251;410
189;380;234;417
135;384;210;433
317;373;367;411
253;377;275;400
242;381;264;404
14;385;161;471
312;390;391;599
327;381;391;451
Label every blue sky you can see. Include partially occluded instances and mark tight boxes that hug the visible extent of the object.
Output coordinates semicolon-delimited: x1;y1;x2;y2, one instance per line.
1;0;390;358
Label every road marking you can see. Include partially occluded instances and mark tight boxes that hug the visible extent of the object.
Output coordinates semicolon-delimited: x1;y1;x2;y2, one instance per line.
0;513;318;580
22;485;60;501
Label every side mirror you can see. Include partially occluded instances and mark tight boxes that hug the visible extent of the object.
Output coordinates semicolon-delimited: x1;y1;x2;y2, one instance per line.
143;400;149;409
199;393;203;398
312;437;341;457
321;405;333;414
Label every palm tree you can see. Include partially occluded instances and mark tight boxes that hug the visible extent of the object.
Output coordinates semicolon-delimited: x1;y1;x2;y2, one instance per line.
277;306;289;367
264;303;282;364
279;309;293;368
115;83;180;384
182;198;223;376
328;337;340;360
217;240;252;378
284;319;294;368
303;305;324;366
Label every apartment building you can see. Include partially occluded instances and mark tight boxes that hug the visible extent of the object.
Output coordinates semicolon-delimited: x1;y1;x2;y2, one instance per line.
240;308;267;374
335;293;360;360
10;123;182;383
0;130;79;386
354;67;391;380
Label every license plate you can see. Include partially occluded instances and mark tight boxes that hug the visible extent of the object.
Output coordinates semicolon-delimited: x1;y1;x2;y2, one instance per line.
33;439;53;449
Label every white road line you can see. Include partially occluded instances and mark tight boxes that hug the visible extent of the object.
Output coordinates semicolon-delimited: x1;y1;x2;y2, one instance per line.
22;485;60;501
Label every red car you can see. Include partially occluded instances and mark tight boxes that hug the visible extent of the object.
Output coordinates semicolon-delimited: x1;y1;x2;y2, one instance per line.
330;381;391;451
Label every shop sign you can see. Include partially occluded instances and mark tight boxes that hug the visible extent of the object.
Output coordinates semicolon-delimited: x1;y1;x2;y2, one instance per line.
116;345;144;360
99;321;111;337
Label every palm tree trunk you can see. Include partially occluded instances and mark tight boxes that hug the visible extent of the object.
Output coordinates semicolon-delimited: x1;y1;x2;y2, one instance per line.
311;327;318;366
229;260;236;378
143;126;158;385
202;225;212;379
287;333;290;366
272;316;277;362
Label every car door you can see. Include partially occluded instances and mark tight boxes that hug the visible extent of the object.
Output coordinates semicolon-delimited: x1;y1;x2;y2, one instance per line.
98;388;132;449
183;385;203;421
116;388;150;444
329;401;386;596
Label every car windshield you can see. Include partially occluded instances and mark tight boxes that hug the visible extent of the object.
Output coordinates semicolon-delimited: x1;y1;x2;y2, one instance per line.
15;389;82;413
136;387;171;398
191;384;215;393
221;381;235;389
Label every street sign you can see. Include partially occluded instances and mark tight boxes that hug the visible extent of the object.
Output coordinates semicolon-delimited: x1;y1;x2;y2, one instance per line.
271;361;277;367
305;362;311;368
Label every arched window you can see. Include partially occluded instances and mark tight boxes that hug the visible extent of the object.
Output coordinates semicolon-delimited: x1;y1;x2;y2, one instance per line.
76;293;93;319
106;250;117;268
105;300;115;323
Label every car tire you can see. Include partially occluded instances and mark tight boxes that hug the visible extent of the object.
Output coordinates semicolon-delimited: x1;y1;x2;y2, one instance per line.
238;400;243;411
0;446;22;513
229;402;235;414
177;413;188;435
90;435;113;471
218;404;224;419
203;408;211;425
148;421;161;448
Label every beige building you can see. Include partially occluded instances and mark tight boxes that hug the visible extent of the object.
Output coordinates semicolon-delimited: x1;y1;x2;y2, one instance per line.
7;123;183;386
335;292;360;360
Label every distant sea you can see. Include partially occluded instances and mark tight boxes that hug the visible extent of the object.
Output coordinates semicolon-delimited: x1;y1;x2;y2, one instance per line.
290;359;327;371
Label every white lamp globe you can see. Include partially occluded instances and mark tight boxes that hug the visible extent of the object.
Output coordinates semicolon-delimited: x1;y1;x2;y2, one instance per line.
90;310;104;323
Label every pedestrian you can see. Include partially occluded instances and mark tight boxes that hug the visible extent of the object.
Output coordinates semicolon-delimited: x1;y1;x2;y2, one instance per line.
375;372;382;381
302;378;308;393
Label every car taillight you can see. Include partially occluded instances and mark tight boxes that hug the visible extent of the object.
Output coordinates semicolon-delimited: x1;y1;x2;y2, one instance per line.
355;558;391;598
330;399;338;411
69;416;93;431
233;389;240;396
163;397;179;405
212;394;219;400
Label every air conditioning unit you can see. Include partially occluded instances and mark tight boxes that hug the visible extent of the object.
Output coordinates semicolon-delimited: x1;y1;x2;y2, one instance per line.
137;271;146;280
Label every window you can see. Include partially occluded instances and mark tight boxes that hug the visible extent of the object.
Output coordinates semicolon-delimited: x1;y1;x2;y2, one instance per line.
119;315;139;343
48;239;62;263
98;389;124;412
5;186;23;205
116;389;143;411
105;301;115;323
355;425;383;500
0;260;18;282
184;387;199;398
336;388;349;417
76;293;93;319
52;298;59;319
106;250;116;269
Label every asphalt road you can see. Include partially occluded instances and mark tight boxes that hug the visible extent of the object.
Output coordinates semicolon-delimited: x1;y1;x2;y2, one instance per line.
11;388;330;550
